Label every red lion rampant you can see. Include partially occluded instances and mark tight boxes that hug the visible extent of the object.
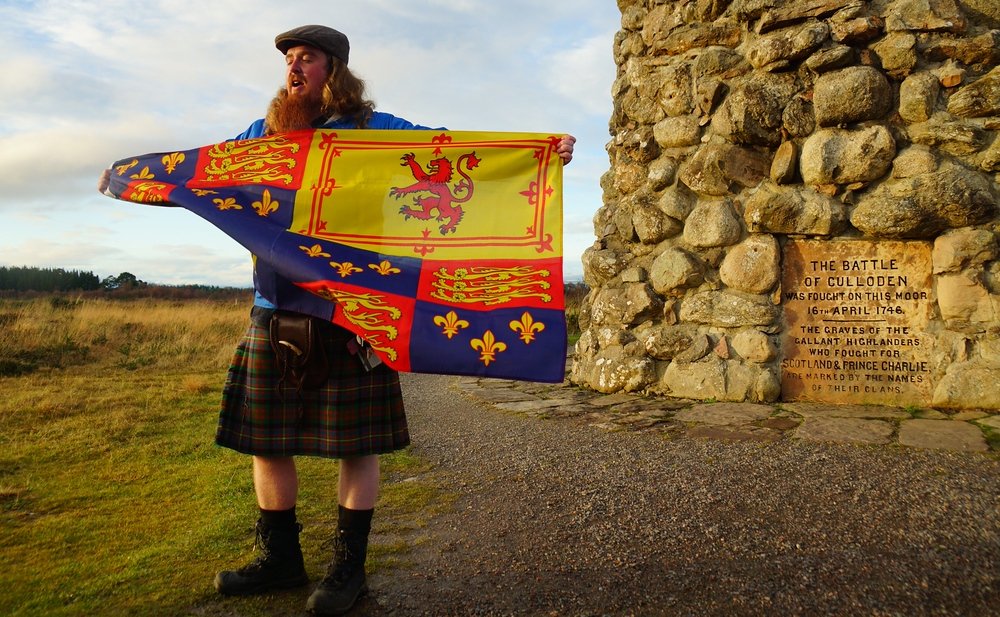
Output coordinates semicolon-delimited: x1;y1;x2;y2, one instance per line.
389;151;481;235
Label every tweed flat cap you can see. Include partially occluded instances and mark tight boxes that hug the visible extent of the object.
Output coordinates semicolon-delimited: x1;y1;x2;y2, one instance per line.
275;25;349;65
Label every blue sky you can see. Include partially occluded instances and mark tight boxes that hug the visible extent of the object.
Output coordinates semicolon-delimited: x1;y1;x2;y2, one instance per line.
0;0;617;286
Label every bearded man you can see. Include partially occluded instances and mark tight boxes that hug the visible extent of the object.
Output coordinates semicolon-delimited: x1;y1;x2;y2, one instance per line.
100;24;574;617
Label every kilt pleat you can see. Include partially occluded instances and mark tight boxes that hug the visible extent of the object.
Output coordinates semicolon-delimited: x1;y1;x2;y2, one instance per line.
215;308;410;458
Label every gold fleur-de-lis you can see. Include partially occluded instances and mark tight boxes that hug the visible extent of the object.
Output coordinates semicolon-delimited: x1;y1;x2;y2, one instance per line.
191;189;218;196
301;244;331;258
471;330;506;366
252;189;279;217
115;159;138;176
433;311;469;339
162;152;186;174
213;197;242;211
369;260;401;276
130;166;155;180
509;312;545;344
330;261;362;278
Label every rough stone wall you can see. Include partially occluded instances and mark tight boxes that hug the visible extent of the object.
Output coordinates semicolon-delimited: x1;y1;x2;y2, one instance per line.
572;0;1000;409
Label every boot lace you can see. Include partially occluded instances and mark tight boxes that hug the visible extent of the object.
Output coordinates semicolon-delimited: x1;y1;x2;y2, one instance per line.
236;524;273;574
319;532;361;588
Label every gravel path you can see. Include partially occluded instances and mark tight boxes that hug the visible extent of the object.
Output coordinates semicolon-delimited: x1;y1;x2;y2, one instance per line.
356;374;999;616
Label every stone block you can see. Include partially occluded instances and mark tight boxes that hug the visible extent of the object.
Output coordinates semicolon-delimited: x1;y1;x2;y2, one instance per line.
590;355;657;394
659;355;780;402
933;362;1000;409
731;329;777;363
633;200;681;244
744;182;847;236
647;158;678;191
805;45;857;72
850;165;996;238
891;145;938;178
746;20;830;70
650;247;703;294
683;199;743;248
885;0;968;33
906;117;985;156
897;419;988;452
661;357;726;400
756;0;855;33
591;283;662;326
947;66;1000;118
582;246;627;287
770;141;798;184
720;234;780;294
658;183;695;221
653;115;702;148
712;73;800;146
674;402;773;425
922;30;1000;65
782;96;816;138
937;272;997;323
898;72;940;123
794;417;895;444
679;291;780;327
800;126;896;185
871;32;917;78
932;228;998;274
641;324;699;360
782;403;910;420
813;66;892;127
679;142;772;196
653;23;742;55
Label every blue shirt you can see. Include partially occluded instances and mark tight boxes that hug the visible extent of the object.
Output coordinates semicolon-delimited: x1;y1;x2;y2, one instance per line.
240;112;440;308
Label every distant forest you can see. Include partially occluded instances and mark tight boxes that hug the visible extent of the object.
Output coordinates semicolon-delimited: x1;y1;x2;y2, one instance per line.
0;266;251;300
1;266;104;291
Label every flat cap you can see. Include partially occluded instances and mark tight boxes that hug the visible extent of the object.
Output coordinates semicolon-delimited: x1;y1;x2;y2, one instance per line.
275;25;349;65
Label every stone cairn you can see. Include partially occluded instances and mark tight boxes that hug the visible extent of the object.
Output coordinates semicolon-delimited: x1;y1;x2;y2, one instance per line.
572;0;1000;409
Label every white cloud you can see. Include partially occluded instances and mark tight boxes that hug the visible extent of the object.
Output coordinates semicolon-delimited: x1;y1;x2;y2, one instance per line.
0;0;619;285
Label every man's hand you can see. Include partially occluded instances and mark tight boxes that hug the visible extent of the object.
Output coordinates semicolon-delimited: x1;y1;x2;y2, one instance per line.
97;168;111;194
557;135;576;164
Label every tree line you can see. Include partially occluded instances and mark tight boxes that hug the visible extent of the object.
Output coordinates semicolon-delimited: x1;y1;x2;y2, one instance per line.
0;266;107;291
0;266;253;302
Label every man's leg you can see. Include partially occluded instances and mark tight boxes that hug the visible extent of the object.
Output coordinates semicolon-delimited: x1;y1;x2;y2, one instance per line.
338;454;379;509
214;456;309;595
307;455;379;615
254;455;299;509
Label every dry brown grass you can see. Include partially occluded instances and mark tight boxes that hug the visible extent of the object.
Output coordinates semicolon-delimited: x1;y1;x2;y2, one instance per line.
0;295;443;616
0;296;248;376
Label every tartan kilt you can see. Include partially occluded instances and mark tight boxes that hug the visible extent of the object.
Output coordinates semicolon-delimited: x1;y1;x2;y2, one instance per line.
215;307;410;458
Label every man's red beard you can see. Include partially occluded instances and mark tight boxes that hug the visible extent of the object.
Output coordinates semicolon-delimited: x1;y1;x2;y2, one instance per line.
264;88;326;134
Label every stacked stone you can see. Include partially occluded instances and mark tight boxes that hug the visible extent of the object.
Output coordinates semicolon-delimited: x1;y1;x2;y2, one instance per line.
573;0;1000;408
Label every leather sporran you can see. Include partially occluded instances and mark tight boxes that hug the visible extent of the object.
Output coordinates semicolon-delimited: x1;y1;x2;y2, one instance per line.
268;311;329;391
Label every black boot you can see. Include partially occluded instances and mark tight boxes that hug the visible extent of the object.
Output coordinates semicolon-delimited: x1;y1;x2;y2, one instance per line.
214;519;309;595
306;508;371;615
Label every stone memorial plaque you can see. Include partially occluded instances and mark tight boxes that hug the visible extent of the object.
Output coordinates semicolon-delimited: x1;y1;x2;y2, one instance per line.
781;240;935;406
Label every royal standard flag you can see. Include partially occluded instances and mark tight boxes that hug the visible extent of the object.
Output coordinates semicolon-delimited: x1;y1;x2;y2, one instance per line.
106;130;567;382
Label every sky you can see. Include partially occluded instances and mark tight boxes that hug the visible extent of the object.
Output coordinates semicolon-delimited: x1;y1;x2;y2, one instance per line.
0;0;618;287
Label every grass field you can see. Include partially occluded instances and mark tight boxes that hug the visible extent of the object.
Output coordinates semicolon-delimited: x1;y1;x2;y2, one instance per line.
0;295;448;616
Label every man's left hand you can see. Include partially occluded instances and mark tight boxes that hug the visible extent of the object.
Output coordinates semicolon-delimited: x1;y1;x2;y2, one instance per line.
557;135;576;164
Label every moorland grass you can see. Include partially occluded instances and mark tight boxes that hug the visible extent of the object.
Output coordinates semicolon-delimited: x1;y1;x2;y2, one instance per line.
0;296;447;616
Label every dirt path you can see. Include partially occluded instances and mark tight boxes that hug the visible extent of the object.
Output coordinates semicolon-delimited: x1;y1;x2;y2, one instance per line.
347;374;999;616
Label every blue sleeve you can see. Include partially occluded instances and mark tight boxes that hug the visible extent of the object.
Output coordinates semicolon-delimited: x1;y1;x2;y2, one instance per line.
234;119;267;140
365;111;444;131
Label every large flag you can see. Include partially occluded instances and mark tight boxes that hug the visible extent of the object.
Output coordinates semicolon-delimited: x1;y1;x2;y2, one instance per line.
106;129;567;382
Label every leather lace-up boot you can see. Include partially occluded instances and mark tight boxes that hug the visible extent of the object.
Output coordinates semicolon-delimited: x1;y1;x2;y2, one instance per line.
214;519;309;595
305;526;369;615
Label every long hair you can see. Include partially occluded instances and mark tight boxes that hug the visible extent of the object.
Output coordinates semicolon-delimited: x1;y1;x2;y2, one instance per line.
320;58;375;128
